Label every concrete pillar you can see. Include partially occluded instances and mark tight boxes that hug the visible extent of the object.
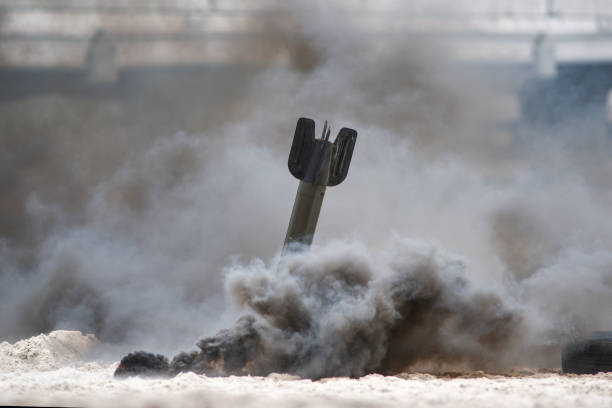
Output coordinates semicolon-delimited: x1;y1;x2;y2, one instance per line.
85;30;117;84
546;0;555;17
533;34;557;78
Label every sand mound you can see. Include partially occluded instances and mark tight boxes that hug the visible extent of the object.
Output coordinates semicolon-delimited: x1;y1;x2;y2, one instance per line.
0;331;98;371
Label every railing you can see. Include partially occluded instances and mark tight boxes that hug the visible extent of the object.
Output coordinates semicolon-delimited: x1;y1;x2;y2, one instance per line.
3;0;612;68
1;0;612;16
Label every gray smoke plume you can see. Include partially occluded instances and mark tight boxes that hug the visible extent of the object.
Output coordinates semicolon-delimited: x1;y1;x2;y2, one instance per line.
2;1;612;374
188;240;521;378
116;240;521;378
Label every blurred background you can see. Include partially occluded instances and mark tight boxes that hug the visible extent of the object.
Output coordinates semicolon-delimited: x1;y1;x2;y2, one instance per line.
2;0;612;122
1;0;611;366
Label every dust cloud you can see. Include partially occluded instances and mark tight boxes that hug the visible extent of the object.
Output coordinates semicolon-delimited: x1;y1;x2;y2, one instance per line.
1;0;611;376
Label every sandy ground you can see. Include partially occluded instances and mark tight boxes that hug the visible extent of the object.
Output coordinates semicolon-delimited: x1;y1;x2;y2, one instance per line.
1;331;611;408
3;367;612;408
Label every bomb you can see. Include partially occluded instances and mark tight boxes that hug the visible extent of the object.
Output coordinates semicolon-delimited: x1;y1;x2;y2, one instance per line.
283;118;357;251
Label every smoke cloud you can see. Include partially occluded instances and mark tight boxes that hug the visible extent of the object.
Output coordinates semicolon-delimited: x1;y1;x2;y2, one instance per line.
1;0;612;375
161;240;522;378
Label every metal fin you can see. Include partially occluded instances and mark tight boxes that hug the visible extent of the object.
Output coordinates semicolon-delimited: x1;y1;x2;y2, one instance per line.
288;117;316;181
328;127;358;186
288;118;357;186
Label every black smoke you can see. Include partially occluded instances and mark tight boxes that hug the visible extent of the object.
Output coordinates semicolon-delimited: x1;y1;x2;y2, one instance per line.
117;241;521;379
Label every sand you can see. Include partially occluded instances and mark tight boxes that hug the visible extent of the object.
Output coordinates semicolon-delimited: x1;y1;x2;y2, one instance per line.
0;330;98;371
1;331;611;408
